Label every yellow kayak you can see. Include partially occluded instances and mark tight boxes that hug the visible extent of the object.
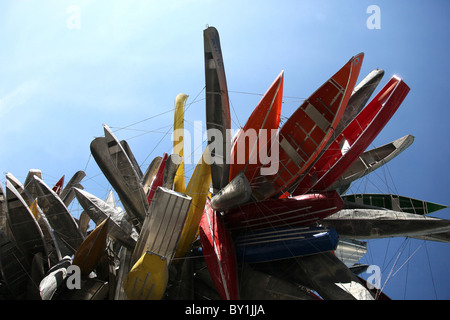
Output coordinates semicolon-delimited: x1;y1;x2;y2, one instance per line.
174;148;211;259
29;200;39;220
173;93;189;193
123;251;168;300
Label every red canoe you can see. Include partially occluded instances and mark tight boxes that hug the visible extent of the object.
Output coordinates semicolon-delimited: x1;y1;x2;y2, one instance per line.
224;190;343;232
292;76;410;195
229;71;284;183
250;53;364;200
199;198;239;300
52;175;65;195
147;153;168;205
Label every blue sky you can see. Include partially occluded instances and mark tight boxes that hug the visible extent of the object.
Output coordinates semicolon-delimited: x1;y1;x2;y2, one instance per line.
0;0;448;299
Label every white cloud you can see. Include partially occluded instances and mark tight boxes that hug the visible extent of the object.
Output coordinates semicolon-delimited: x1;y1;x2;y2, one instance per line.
0;79;40;120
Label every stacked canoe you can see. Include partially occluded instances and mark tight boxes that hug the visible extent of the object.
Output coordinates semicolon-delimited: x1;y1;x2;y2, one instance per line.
0;26;448;301
196;26;448;301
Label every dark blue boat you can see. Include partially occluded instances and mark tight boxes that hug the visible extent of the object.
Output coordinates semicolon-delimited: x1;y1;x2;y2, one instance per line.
235;226;339;263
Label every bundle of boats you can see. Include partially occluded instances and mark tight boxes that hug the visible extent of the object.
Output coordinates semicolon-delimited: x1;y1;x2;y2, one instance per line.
0;26;448;300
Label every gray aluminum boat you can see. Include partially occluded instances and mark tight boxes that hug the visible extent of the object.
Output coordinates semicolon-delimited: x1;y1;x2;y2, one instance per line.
334;69;385;137
39;256;72;300
210;171;252;211
142;156;162;194
256;251;375;300
329;134;414;193
204;26;232;194
6;172;34;207
239;264;318;300
162;154;181;189
5;180;46;263
30;176;84;256
74;187;138;248
30;201;62;265
0;229;31;299
59;170;86;207
320;208;450;239
131;187;191;267
90;136;148;231
0;183;7;233
104;124;147;208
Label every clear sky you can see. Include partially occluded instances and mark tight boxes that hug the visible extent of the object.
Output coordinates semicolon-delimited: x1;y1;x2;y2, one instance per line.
0;0;448;299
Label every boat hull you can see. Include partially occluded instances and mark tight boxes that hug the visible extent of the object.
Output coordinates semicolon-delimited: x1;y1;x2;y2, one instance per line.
342;193;448;215
229;71;284;183
52;175;65;195
173;93;189;193
72;219;108;275
123;251;169;300
6;172;34;206
161;154;181;190
174;148;212;259
104;124;143;188
39;256;72;300
204;26;232;194
239;264;318;300
30;200;62;265
334;68;385;137
255;251;375;300
0;184;5;233
0;230;31;299
293;76;410;195
329;134;414;193
30;176;84;256
131;187;191;267
224;190;343;232
234;226;339;263
210;172;252;211
90;137;147;231
5;180;46;262
199;198;239;300
142;156;162;194
321;209;450;239
147;152;168;205
251;53;364;200
59;170;86;207
74;187;138;248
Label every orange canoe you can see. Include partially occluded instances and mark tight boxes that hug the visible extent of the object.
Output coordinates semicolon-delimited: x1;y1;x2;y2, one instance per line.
251;53;364;200
229;71;284;183
199;198;239;300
